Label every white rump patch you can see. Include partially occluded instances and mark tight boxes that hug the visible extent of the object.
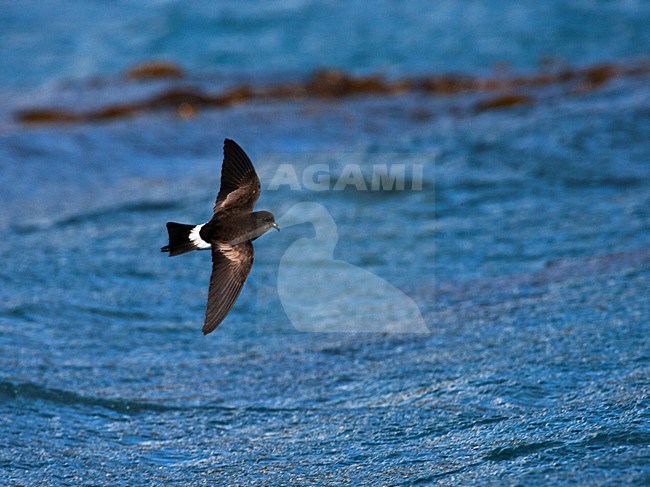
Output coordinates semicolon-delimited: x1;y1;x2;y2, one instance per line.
189;224;211;249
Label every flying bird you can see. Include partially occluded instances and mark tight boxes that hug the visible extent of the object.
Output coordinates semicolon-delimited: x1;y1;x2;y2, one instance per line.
161;139;279;334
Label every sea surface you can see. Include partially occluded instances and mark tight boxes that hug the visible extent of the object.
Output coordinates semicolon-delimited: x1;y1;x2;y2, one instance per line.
1;1;649;485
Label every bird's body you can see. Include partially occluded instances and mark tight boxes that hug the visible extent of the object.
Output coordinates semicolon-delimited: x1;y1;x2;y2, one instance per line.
161;139;278;334
199;210;277;247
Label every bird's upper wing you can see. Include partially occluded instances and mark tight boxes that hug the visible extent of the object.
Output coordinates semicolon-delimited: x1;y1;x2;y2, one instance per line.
213;139;261;215
202;241;254;335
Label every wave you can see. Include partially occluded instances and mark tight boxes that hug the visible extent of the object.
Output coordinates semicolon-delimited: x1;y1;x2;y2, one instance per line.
0;380;177;415
0;380;322;416
583;429;650;448
431;246;650;309
12;199;182;234
483;440;564;462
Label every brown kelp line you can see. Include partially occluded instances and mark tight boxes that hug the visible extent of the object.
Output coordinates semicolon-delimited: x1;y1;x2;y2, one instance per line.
16;59;650;125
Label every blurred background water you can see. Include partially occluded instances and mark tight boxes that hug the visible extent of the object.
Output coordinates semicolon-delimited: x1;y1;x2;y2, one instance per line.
0;1;649;485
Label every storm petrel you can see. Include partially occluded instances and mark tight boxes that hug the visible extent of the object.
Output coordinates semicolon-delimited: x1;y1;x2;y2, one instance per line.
161;139;279;334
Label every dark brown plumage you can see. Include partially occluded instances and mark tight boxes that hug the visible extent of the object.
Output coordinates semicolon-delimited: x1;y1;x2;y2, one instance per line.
161;139;279;334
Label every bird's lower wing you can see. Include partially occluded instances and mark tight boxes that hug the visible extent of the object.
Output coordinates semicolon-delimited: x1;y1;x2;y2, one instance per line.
203;241;254;335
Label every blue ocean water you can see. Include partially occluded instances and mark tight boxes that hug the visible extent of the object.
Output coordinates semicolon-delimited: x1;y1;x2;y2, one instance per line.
1;1;649;484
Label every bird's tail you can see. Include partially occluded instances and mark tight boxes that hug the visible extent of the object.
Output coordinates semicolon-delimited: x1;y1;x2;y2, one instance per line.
161;222;208;256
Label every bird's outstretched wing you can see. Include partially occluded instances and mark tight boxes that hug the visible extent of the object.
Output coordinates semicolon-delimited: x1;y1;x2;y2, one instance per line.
202;241;254;335
213;139;261;214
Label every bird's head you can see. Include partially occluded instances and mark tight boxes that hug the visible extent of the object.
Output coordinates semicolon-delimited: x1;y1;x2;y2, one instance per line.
255;210;280;232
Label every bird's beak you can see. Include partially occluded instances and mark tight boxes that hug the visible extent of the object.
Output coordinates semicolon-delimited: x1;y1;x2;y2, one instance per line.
271;222;280;231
